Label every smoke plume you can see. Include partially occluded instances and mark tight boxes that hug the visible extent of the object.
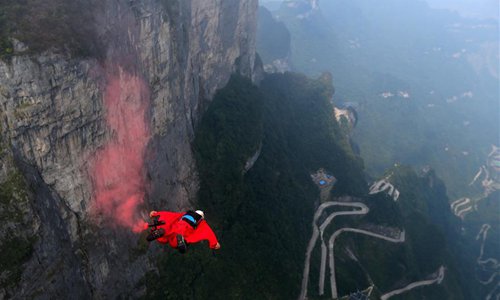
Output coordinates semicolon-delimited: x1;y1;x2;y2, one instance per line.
89;68;150;232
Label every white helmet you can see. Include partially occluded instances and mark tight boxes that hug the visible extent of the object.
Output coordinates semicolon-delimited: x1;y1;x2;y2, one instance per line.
195;210;205;219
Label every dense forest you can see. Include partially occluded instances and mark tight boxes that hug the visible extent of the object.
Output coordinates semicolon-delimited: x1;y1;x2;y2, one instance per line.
145;73;368;299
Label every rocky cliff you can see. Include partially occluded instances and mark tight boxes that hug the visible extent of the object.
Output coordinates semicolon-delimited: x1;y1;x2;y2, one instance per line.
0;0;258;298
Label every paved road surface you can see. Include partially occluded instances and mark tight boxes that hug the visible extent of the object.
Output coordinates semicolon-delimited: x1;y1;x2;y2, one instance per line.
328;228;406;299
299;201;367;300
317;203;369;295
380;266;445;300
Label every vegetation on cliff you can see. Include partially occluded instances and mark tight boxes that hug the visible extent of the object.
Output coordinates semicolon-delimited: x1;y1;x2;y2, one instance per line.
0;0;101;58
145;73;366;299
0;167;34;289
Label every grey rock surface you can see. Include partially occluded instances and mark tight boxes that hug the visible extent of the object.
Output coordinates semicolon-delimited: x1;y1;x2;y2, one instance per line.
0;0;257;298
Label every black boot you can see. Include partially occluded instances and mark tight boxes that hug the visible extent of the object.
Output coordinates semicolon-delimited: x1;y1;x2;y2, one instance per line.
146;228;165;242
177;234;187;254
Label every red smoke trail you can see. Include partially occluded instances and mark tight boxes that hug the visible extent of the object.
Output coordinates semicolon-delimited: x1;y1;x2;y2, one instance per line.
89;68;150;233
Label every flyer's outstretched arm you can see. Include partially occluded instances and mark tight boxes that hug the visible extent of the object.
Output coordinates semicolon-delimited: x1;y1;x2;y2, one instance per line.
186;220;220;249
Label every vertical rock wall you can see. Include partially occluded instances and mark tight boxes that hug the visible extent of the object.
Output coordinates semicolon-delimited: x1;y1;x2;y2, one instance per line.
0;0;258;297
137;0;258;210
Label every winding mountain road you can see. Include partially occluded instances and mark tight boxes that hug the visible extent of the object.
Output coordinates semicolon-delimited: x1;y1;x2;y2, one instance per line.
299;201;368;300
369;179;400;201
380;266;445;300
450;197;473;219
328;228;406;299
300;200;409;300
486;281;500;300
451;197;470;211
476;224;498;268
476;224;499;286
318;203;369;295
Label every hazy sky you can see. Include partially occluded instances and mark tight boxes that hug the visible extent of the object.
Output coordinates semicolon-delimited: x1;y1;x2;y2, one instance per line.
260;0;500;20
426;0;499;19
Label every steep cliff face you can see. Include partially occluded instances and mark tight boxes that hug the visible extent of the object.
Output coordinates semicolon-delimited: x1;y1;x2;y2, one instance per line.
136;0;259;209
0;0;258;298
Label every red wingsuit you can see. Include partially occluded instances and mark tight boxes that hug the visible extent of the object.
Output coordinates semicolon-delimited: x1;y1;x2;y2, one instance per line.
149;211;219;249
